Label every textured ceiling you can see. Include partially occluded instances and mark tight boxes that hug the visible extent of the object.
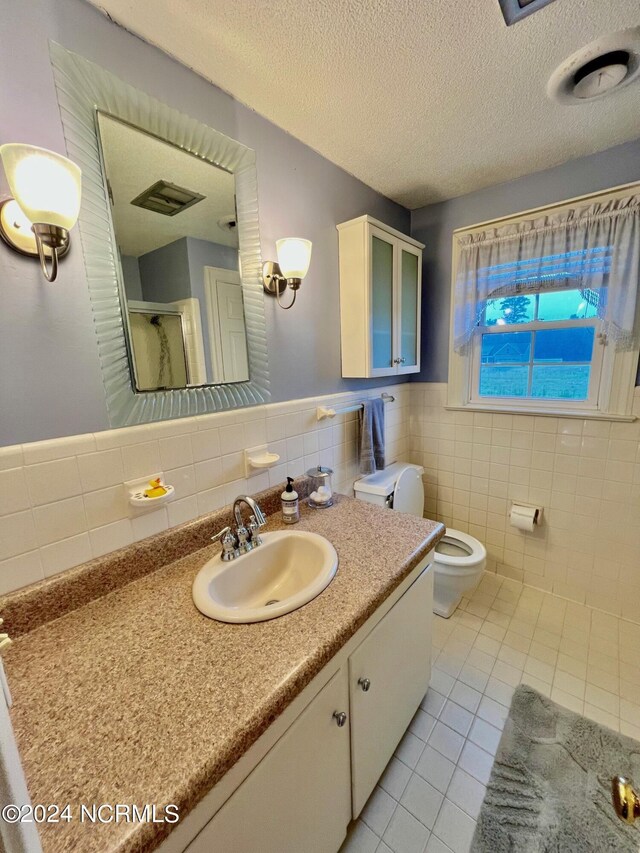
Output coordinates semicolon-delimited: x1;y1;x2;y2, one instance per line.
86;0;640;209
98;114;237;256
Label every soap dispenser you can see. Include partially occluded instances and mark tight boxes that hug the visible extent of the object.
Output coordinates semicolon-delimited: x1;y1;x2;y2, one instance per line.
281;477;300;524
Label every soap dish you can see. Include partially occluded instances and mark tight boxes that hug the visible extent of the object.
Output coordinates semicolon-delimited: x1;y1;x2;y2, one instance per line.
129;485;175;509
125;473;175;512
248;452;280;468
244;445;281;477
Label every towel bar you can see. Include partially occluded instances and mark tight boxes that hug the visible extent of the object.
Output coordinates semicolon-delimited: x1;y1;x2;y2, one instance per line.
316;392;395;420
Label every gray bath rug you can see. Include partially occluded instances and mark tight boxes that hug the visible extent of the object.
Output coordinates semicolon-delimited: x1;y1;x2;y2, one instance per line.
472;684;640;852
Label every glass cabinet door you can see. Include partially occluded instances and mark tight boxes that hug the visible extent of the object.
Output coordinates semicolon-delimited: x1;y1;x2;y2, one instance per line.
398;246;421;372
370;230;395;373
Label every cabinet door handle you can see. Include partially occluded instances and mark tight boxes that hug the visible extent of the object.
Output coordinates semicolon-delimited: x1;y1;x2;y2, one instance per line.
358;677;371;692
333;711;347;727
399;357;406;364
613;776;640;823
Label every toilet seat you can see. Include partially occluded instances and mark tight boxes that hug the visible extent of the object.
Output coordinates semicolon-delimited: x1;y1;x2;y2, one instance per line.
434;529;486;570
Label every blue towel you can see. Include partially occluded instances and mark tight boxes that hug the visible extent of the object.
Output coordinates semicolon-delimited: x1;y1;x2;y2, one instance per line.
359;398;385;474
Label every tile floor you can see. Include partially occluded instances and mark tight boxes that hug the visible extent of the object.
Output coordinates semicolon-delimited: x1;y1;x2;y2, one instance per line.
340;571;640;853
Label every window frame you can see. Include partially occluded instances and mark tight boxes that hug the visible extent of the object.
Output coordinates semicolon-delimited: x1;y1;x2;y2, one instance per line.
447;181;640;421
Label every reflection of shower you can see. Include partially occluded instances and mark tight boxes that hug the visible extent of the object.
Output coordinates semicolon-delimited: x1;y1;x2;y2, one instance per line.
149;314;174;388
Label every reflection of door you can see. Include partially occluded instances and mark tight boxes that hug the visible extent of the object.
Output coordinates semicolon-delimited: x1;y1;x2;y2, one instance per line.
204;267;249;384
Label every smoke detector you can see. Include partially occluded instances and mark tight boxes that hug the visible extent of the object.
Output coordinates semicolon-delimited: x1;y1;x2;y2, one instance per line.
548;28;640;104
217;214;237;233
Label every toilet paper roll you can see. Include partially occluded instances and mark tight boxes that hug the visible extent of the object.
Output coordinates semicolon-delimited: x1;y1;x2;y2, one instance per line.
509;504;538;532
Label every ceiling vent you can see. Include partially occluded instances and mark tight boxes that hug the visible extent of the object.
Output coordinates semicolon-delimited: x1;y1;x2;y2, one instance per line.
548;28;640;105
498;0;557;27
131;180;205;216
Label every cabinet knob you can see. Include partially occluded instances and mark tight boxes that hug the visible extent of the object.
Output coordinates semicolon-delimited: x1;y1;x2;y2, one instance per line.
333;711;347;727
399;357;406;364
358;677;371;692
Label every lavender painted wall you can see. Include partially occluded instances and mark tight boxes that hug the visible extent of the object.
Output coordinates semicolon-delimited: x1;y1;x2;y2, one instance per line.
138;239;192;305
186;238;238;278
0;0;409;446
410;138;640;383
121;255;143;300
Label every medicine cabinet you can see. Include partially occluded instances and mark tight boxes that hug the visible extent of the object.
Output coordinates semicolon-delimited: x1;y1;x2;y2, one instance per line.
337;215;423;378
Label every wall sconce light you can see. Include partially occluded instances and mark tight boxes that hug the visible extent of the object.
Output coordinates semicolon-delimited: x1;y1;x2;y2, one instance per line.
262;238;312;309
0;144;82;282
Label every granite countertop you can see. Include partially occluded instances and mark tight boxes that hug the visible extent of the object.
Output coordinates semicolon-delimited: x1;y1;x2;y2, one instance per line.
2;493;443;853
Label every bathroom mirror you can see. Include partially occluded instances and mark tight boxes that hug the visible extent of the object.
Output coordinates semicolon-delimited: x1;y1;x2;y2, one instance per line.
97;114;249;391
50;43;270;427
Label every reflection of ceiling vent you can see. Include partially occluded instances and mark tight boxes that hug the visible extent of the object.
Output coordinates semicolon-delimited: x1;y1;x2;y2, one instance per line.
498;0;557;27
130;181;205;216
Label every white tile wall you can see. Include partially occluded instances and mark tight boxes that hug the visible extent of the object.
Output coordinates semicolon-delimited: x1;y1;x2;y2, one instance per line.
0;385;410;596
409;382;640;624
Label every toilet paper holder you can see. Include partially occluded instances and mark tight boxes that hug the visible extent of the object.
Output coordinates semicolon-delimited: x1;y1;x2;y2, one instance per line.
509;503;543;531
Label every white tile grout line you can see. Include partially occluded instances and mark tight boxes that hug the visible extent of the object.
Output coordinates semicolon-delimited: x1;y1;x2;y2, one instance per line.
340;573;640;853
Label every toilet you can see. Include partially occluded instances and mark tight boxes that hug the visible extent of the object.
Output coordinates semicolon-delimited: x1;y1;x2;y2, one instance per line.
354;463;486;618
431;529;486;618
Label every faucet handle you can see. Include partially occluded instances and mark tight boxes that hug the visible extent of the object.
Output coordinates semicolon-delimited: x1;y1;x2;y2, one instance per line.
212;526;239;561
249;501;267;527
211;525;232;543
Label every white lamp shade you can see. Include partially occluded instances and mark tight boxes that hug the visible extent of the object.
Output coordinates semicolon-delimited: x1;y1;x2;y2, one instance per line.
276;238;312;280
0;144;81;231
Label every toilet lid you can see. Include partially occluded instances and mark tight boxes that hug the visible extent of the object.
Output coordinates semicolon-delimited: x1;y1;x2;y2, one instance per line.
393;466;424;515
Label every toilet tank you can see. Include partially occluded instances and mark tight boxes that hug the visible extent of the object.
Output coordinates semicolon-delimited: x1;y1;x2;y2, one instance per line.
354;463;424;516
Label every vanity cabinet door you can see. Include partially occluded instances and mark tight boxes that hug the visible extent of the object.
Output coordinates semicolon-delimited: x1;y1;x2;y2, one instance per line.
349;566;433;816
185;668;351;853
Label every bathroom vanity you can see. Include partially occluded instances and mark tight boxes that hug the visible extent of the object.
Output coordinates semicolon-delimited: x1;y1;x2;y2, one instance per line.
0;491;443;853
176;552;433;853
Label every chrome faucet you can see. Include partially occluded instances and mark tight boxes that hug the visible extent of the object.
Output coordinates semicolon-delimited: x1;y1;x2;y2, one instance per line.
212;495;267;561
234;495;267;530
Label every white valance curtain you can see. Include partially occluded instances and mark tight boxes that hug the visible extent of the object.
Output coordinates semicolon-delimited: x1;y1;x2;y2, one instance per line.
453;193;640;352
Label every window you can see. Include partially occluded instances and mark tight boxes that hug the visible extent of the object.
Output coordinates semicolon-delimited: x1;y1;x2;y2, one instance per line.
471;288;603;409
447;184;640;419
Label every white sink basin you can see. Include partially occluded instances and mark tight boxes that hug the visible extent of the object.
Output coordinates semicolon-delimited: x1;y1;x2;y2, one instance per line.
192;531;338;623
